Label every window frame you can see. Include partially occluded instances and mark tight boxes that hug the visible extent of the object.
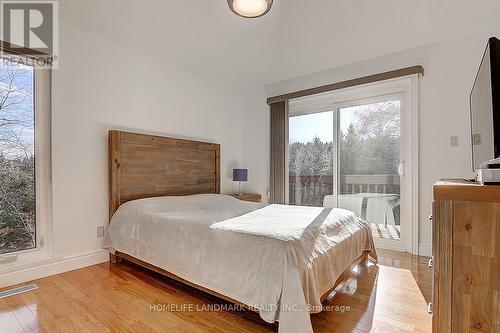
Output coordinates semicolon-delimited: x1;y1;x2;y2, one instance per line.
0;55;53;267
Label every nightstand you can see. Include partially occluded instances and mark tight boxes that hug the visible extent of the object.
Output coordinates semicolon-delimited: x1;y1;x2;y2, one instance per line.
230;193;262;203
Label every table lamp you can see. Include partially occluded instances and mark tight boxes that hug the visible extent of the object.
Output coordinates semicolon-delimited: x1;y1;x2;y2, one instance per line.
233;169;248;195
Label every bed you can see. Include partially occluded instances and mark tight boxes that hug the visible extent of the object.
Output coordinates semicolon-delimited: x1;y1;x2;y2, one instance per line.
104;130;377;333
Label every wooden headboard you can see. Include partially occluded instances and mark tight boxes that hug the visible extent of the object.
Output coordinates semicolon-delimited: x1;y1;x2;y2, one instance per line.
108;130;220;219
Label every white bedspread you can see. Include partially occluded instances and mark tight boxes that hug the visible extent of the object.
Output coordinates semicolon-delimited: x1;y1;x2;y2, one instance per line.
103;194;376;333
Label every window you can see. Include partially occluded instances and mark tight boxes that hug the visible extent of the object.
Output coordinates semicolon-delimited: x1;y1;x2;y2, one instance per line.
0;54;51;260
0;63;35;254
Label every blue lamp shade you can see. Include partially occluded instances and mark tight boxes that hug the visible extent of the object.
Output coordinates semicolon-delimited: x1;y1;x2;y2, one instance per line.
233;169;248;182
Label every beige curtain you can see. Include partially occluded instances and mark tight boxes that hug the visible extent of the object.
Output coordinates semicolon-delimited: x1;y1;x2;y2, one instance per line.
269;100;288;204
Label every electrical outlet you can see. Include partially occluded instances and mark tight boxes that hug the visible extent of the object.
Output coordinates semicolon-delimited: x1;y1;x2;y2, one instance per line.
97;226;105;238
419;258;431;265
450;136;459;147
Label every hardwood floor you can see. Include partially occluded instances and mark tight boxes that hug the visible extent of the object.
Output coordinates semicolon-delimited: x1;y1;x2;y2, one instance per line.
0;249;432;332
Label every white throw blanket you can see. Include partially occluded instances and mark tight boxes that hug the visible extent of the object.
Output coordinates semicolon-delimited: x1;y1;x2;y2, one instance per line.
103;195;377;333
210;204;363;241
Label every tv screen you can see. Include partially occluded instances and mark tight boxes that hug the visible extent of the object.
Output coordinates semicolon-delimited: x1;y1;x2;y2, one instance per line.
471;37;500;171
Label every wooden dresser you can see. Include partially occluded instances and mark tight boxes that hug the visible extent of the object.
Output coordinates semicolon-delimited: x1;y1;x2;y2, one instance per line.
432;180;500;332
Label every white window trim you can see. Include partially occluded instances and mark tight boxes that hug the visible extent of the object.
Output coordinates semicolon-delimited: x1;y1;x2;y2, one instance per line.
0;64;54;271
288;75;420;255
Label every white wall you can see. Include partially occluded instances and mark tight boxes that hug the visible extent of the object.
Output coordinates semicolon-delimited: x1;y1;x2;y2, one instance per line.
0;22;245;286
51;23;244;256
241;31;499;256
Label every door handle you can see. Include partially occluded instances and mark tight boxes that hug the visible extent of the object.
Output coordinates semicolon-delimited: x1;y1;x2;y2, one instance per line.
398;161;406;177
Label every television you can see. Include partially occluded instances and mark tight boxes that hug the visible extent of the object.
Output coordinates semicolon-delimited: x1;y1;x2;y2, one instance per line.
470;36;500;171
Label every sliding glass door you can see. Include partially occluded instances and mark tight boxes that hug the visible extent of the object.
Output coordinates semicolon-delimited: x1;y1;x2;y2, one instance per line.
338;99;402;245
288;77;417;253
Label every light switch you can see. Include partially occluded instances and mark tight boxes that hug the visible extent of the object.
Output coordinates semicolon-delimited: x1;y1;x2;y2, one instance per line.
472;133;481;145
450;136;459;147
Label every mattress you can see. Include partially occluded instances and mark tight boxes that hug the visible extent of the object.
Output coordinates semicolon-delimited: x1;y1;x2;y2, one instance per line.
103;194;377;333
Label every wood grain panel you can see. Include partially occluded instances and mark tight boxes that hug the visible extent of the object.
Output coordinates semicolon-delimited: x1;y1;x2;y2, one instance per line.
433;200;453;333
230;194;262;203
108;131;121;220
434;179;500;203
433;180;500;333
494;290;500;331
452;201;499;332
432;201;440;333
108;130;220;218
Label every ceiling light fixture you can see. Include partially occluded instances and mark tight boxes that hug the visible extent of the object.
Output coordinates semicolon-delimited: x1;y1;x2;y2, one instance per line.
227;0;273;18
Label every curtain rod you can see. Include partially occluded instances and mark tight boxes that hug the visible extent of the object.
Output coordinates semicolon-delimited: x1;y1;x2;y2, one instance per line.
267;65;424;105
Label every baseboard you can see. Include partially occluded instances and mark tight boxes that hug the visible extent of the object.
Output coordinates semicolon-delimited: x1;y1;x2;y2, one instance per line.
373;238;403;252
418;243;432;257
0;249;109;288
374;239;432;257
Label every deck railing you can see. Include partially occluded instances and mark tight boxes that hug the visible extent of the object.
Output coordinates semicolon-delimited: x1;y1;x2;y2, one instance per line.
288;174;400;206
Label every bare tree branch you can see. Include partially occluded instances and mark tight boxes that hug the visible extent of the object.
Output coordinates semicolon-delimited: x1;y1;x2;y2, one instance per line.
0;65;36;253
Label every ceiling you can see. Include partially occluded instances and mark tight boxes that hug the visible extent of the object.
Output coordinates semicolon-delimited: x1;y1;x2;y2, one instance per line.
61;0;500;90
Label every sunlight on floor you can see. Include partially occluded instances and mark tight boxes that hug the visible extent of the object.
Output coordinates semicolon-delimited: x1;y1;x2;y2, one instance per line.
316;249;432;333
